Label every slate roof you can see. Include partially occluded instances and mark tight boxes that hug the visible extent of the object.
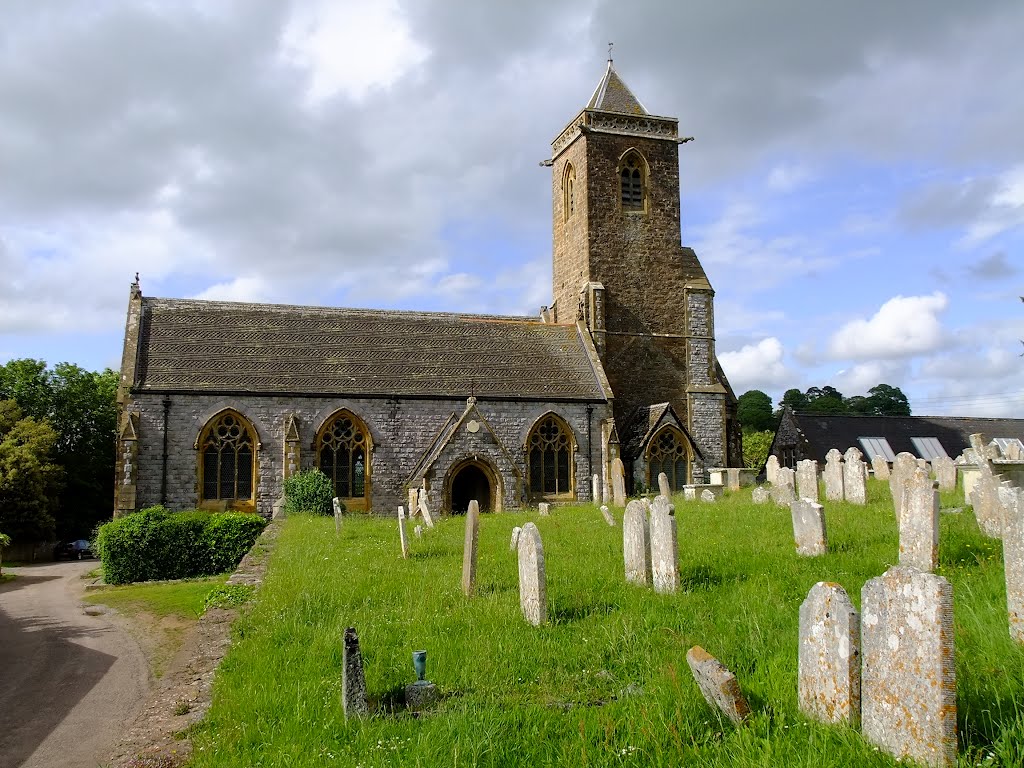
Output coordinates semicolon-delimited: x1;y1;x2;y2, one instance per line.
779;411;1024;463
133;298;609;402
587;60;648;115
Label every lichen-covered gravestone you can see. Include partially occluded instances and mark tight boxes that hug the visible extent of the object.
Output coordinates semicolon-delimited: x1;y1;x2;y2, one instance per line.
796;459;819;503
1004;487;1024;642
517;522;547;625
765;455;780;485
686;646;750;725
649;505;679;594
600;505;615;526
771;468;796;507
658;471;671;498
890;452;918;523
899;467;939;572
971;474;1006;539
651;494;674;517
509;526;522;552
397;506;409;559
611;457;626;507
462;500;480;596
871;455;890;481
623;500;651;586
790;499;827;556
751;486;770;504
842;447;866;505
798;582;859;726
823;449;844;501
861;566;956;768
342;627;368;718
700;489;716;503
538;502;550;516
933;456;956;492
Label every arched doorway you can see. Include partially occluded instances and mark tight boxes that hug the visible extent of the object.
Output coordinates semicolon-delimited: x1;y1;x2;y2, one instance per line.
447;460;498;514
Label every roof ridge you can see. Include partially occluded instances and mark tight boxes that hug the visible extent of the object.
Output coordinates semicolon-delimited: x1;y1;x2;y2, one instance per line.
586;60;648;115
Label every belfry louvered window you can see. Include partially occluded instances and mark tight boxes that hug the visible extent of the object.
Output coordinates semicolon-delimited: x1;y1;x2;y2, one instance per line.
200;411;256;504
620;153;644;210
317;411;370;507
647;427;688;491
527;414;575;500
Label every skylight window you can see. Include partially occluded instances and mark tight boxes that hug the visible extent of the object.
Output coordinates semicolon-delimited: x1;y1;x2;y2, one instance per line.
858;437;895;462
910;437;948;461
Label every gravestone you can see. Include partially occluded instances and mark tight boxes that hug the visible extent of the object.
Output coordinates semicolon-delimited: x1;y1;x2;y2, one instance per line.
765;455;780;485
796;459;820;503
658;472;671;498
651;494;674;517
341;627;368;718
592;473;601;504
751;486;770;504
398;506;409;559
823;449;844;502
462;500;480;596
970;475;1005;538
333;497;343;534
933;456;956;492
798;582;860;726
649;505;679;594
517;522;547;625
601;505;615;526
842;447;866;505
791;499;827;556
623;500;652;586
538;502;550;516
414;524;423;539
686;646;751;725
510;526;522;551
916;458;930;473
408;488;419;518
890;452;918;523
611;458;626;507
861;566;956;768
871;455;890;481
899;467;939;572
1003;487;1024;642
683;486;697;501
418;488;435;529
700;489;716;503
776;465;795;489
1006;441;1024;461
726;467;742;491
771;470;796;507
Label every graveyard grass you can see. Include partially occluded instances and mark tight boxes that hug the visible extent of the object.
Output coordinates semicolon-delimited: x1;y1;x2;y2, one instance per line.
190;482;1024;767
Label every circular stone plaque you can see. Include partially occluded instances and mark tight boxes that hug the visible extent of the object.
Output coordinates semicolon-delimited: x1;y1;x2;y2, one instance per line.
467;420;480;433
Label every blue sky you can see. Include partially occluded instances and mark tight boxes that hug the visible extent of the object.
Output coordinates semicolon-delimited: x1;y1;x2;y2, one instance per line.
1;1;1021;416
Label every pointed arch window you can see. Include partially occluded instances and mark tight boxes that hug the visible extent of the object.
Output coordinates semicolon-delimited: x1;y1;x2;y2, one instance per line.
563;163;576;221
619;152;645;211
316;411;371;510
527;413;576;501
647;426;689;491
199;410;257;509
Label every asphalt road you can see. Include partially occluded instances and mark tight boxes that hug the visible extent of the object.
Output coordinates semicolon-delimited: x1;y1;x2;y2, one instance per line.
0;561;150;768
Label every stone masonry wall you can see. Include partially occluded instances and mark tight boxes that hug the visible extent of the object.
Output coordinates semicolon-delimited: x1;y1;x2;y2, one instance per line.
551;136;590;323
690;393;726;477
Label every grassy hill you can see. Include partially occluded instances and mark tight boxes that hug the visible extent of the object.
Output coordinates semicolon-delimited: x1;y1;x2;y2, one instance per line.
189;481;1023;767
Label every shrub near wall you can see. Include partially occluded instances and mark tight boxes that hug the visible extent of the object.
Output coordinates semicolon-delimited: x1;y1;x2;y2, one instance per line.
96;506;265;585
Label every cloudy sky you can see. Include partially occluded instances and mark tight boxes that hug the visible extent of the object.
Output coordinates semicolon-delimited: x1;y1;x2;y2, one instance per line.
2;1;1022;416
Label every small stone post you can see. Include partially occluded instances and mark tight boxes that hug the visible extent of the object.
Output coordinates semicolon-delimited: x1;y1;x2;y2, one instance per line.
592;473;601;504
341;627;368;718
333;497;343;534
398;506;409;559
517;522;547;625
462;499;480;596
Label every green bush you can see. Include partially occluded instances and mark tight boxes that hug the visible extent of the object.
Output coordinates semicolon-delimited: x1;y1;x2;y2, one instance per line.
283;468;337;516
95;506;266;585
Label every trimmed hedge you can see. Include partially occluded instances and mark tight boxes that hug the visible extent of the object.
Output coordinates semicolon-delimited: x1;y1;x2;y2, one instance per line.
95;506;266;585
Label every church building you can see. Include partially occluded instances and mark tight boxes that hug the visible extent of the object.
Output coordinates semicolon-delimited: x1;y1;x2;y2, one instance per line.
114;61;741;518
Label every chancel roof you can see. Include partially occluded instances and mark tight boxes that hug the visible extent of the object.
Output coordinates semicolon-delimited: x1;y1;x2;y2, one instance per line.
587;60;648;115
133;298;609;402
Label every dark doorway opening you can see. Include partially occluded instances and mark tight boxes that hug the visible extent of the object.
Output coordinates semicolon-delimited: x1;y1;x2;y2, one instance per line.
450;464;492;514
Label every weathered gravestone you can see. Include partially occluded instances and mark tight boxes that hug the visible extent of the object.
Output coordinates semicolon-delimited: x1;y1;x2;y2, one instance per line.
623;500;652;586
843;447;866;505
861;566;956;768
890;452;918;524
1006;440;1024;461
408;488;419;518
333;497;343;533
1003;487;1024;642
341;627;368;719
683;486;697;501
765;455;780;485
796;459;820;503
970;474;1005;539
686;646;751;725
916;458;930;473
899;467;939;572
418;488;435;529
871;455;890;481
611;457;626;507
751;486;770;504
600;505;615;526
649;505;679;594
771;468;796;507
509;526;522;551
798;582;860;726
700;489;716;503
791;499;827;557
538;502;550;516
414;524;423;539
397;506;409;559
651;494;674;517
592;473;601;504
823;449;844;502
933;456;956;492
462;500;480;596
517;522;547;625
658;471;671;498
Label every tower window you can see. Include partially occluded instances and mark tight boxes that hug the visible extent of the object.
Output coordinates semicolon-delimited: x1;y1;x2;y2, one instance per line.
619;152;646;211
563;163;576;220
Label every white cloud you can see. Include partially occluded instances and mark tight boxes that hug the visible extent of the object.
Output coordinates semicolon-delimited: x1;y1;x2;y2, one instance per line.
961;164;1024;246
718;337;791;393
830;361;909;396
828;292;948;360
766;163;814;192
190;276;276;303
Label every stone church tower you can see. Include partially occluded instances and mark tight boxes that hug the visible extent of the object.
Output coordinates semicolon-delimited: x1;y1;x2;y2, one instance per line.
548;60;741;485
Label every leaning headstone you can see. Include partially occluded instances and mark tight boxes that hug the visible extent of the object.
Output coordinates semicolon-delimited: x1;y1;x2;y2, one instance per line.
765;455;780;485
611;458;626;507
899;467;939;572
408;488;419;518
333;497;343;533
843;447;866;505
658;471;671;498
796;459;820;503
751;486;770;504
861;566;956;768
418;488;435;529
517;522;547;626
933;456;956;492
538;502;550;516
823;449;844;502
686;646;751;725
651;494;674;517
700;489;716;503
791;499;827;556
871;455;890;481
1003;487;1024;642
397;506;409;559
890;452;918;523
462;500;480;596
341;627;368;718
592;473;601;504
509;526;522;551
601;505;615;526
623;500;651;586
649;506;679;594
798;582;860;726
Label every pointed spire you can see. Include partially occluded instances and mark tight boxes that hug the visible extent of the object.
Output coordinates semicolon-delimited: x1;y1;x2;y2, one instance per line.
586;60;648;115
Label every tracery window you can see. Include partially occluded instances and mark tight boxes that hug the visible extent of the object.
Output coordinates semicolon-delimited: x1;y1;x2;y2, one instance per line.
619;152;645;211
316;411;370;508
563;163;576;220
647;426;688;491
199;411;256;507
527;413;575;500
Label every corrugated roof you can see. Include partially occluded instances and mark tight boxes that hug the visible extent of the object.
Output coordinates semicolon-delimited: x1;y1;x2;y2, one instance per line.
134;298;608;402
587;61;648;115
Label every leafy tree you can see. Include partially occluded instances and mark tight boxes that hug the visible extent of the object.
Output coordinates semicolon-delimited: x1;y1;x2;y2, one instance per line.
0;400;63;543
0;531;10;576
863;383;911;416
780;388;808;412
742;430;774;470
737;390;775;432
805;385;847;414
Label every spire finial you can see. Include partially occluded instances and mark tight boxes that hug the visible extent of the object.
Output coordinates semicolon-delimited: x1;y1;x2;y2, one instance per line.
607;41;614;63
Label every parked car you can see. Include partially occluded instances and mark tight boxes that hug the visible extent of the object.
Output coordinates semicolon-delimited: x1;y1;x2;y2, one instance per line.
55;540;94;560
